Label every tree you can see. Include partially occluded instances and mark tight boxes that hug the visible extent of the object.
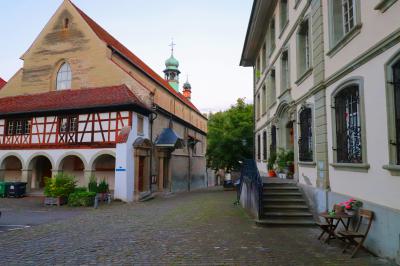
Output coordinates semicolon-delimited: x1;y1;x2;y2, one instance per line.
207;98;253;171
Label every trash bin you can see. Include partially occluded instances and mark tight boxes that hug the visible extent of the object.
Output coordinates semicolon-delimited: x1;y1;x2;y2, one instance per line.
7;182;27;198
0;182;10;198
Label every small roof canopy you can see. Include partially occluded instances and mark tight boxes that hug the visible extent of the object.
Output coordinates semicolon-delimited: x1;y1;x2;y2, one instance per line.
133;137;152;149
155;128;185;149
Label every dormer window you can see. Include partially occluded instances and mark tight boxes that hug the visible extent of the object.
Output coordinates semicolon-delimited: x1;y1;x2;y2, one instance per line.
56;63;72;90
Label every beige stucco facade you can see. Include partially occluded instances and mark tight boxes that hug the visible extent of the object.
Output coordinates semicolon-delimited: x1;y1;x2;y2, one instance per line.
242;0;400;262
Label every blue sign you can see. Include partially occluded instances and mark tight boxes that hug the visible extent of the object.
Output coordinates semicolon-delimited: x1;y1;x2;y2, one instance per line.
116;167;126;172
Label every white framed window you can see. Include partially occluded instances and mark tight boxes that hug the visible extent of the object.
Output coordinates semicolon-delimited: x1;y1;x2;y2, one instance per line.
297;19;312;79
137;115;144;135
280;0;289;33
281;50;290;92
269;18;276;55
7;121;14;136
15;121;23;135
56;63;72;90
328;0;360;50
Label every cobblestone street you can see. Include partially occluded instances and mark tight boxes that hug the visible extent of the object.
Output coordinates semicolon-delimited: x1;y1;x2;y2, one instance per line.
0;188;391;265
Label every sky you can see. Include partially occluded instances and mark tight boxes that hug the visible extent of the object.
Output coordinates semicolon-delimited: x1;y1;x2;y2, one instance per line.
0;0;253;114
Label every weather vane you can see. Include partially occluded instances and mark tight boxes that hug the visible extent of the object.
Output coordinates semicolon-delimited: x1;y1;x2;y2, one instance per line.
169;38;176;55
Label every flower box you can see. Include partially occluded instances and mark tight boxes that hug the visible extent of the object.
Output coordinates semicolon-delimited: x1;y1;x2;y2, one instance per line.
44;196;67;206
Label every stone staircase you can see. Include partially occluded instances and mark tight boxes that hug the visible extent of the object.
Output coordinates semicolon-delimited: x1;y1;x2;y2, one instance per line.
256;180;315;226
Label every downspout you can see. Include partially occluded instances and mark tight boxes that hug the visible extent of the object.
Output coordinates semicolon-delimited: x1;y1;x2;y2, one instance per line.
253;66;256;160
149;102;158;192
187;136;191;192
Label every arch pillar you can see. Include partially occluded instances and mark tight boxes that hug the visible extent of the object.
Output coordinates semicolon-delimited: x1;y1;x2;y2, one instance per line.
0;168;5;181
21;169;33;192
84;169;95;186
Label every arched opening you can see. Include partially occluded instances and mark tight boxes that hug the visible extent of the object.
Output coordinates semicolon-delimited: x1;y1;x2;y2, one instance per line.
28;156;52;190
92;154;116;191
1;156;23;182
56;62;72;90
59;155;85;187
277;111;294;151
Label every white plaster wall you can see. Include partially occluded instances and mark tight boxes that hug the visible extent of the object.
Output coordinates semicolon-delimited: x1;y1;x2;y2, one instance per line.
114;112;150;202
326;44;400;210
322;0;400;78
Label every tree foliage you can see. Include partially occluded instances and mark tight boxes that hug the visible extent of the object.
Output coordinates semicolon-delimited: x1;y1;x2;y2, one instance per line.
207;98;253;171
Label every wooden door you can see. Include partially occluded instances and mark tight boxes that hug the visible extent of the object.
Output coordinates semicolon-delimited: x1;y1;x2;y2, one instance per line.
138;157;145;192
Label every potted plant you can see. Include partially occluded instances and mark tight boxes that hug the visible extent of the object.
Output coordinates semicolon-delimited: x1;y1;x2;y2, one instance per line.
339;198;363;215
44;173;76;206
275;148;288;179
285;150;295;179
97;179;109;202
267;152;277;177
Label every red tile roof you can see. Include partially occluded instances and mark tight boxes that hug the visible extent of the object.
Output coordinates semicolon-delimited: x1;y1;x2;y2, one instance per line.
0;78;6;90
0;85;150;116
70;1;202;115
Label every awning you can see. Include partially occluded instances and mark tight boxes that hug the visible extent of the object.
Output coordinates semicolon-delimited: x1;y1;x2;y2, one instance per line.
155;128;185;149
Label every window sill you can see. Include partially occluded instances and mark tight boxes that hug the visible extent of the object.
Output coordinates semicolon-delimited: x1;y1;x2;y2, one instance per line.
298;161;316;167
295;68;313;86
279;21;289;39
278;87;292;99
330;162;370;172
327;24;362;58
374;0;398;13
382;164;400;175
294;0;302;10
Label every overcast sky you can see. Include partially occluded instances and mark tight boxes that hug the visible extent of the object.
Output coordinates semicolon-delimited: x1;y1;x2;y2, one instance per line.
0;0;253;113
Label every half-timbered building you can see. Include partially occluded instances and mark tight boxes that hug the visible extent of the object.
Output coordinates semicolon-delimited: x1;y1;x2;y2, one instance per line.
0;0;208;202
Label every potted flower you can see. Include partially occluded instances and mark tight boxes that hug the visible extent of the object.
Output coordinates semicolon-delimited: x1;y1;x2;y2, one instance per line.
286;150;294;179
44;173;76;206
338;198;363;215
267;152;277;177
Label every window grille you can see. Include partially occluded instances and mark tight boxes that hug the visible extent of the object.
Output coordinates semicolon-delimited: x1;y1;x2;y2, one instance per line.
335;85;362;163
299;107;313;162
392;62;400;164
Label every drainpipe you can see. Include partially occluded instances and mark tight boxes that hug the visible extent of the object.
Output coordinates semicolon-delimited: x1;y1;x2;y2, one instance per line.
149;103;158;192
187;137;191;192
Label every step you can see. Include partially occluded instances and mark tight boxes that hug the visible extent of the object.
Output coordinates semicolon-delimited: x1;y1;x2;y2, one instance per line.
263;204;309;209
255;218;316;226
263;198;306;203
263;192;303;196
263;186;299;191
263;211;313;217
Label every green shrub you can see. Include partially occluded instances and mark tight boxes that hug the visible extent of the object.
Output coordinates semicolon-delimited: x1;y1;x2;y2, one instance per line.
68;191;96;207
74;187;87;193
97;179;109;193
88;175;98;193
44;173;76;198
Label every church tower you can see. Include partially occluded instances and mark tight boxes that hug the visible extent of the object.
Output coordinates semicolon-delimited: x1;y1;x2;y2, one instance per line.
183;77;192;101
163;41;180;92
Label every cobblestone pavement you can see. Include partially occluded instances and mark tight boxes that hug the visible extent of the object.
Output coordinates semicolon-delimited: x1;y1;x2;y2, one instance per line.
0;188;392;265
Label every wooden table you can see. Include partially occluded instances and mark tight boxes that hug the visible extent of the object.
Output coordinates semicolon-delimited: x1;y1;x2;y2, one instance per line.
319;212;353;243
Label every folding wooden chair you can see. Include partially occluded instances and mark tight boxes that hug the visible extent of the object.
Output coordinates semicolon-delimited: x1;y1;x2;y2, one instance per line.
316;204;341;241
338;209;374;258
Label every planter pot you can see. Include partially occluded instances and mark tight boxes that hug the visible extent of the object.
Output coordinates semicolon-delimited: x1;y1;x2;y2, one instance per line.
97;192;109;202
334;205;345;213
278;173;287;179
345;209;357;216
44;196;67;206
268;170;276;177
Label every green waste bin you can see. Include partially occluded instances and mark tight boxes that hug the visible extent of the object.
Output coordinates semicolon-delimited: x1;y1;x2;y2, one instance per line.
0;182;10;198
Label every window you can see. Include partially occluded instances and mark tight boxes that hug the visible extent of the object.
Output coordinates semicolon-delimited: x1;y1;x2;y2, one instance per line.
280;0;289;33
329;0;360;48
269;18;276;54
392;61;400;164
262;85;267;114
281;50;290;92
256;94;261;120
137;116;144;135
267;69;276;108
270;125;277;156
56;63;72;90
334;85;362;163
263;131;267;161
6;119;31;136
64;18;70;30
299;107;313;162
385;56;400;167
262;42;267;71
59;116;78;133
297;19;311;78
257;134;261;160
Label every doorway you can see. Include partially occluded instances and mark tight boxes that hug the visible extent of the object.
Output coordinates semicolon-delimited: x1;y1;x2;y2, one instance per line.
29;156;52;190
